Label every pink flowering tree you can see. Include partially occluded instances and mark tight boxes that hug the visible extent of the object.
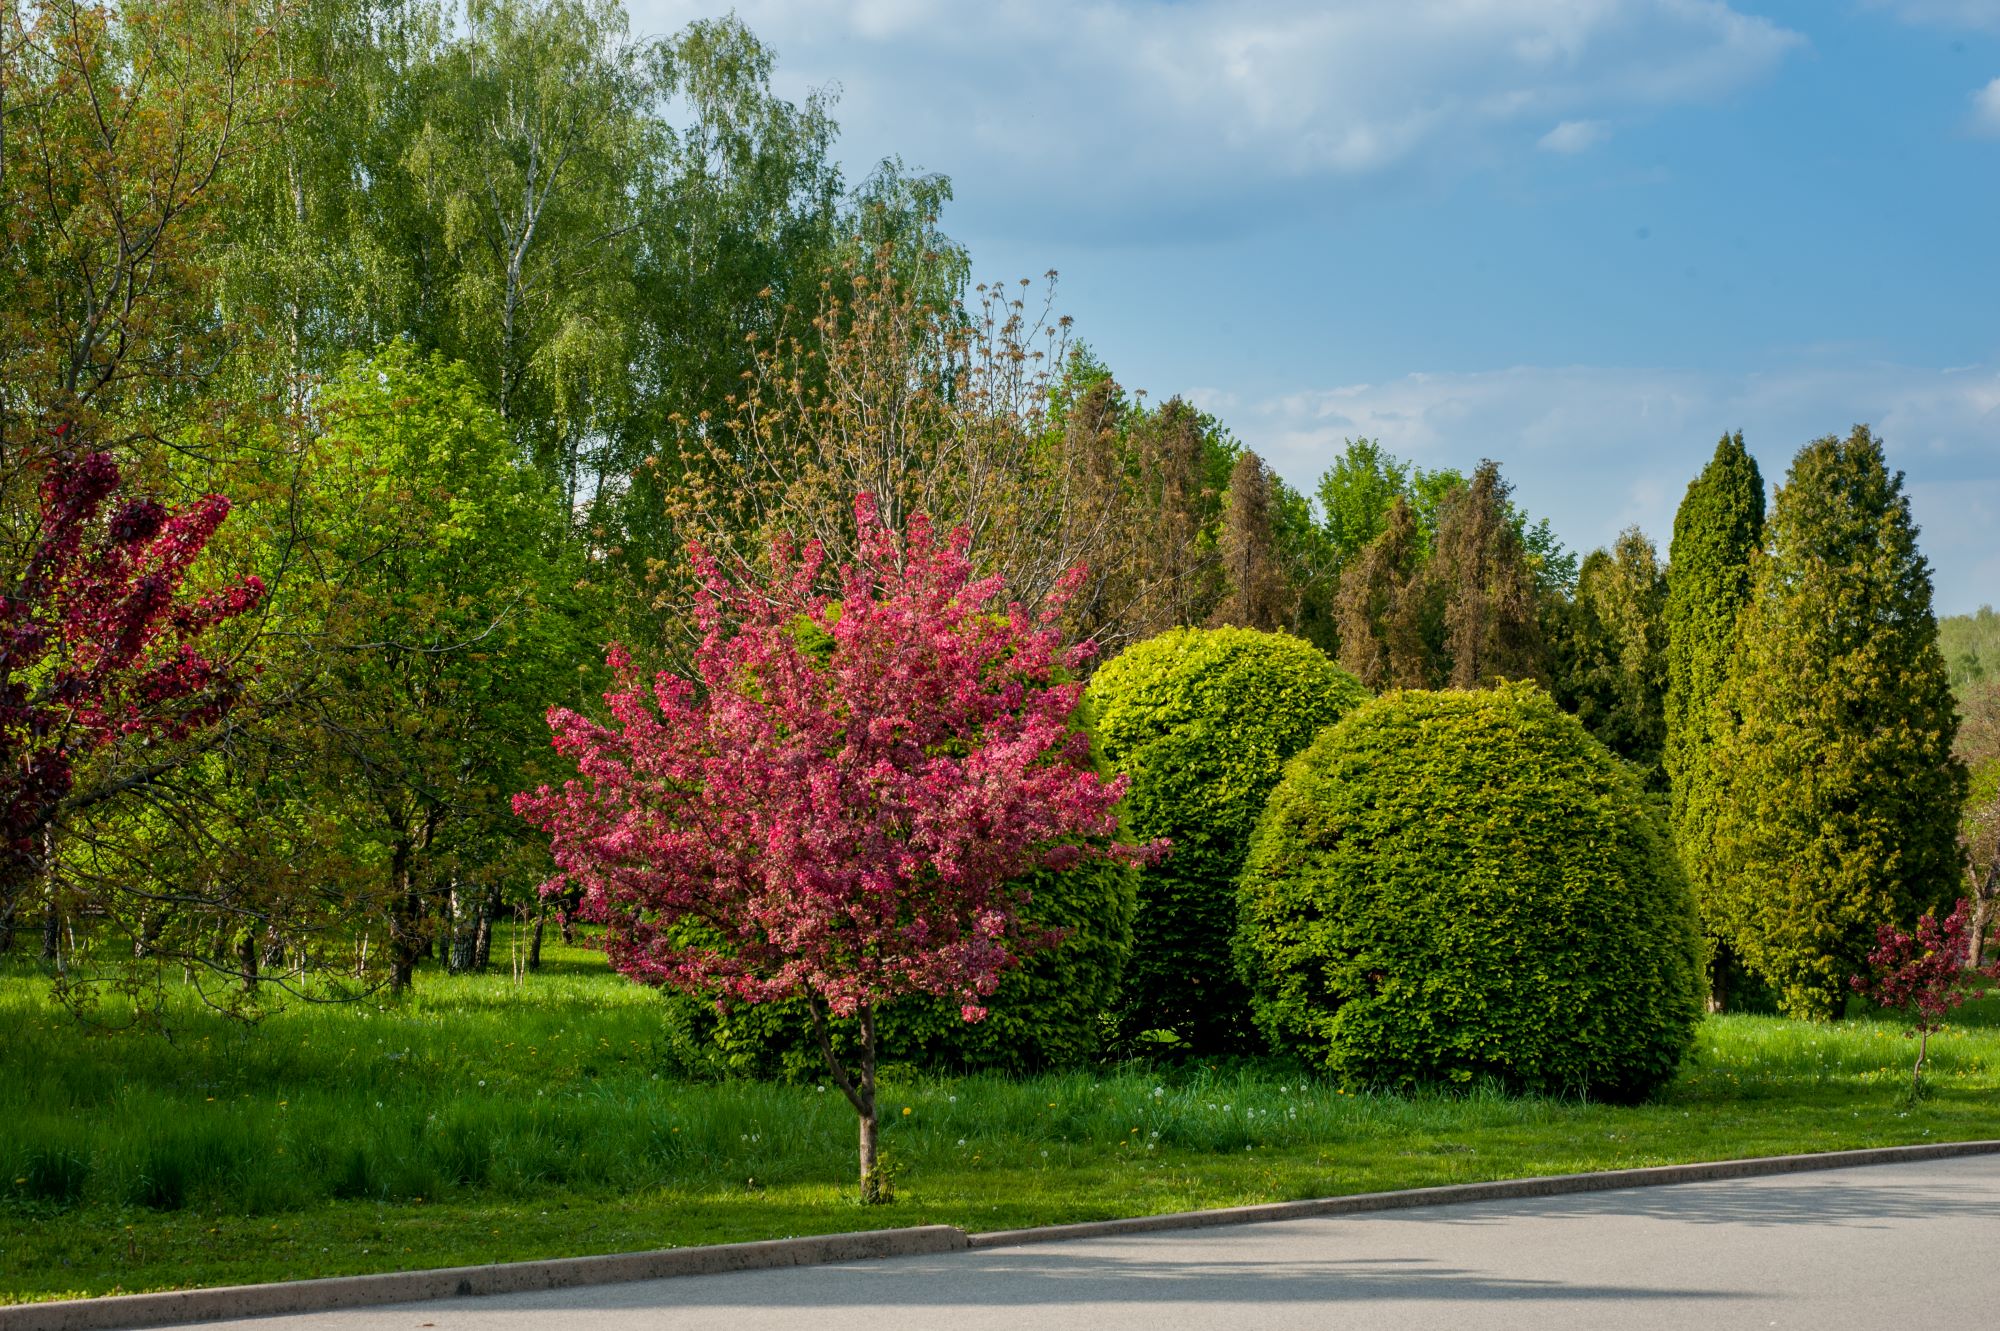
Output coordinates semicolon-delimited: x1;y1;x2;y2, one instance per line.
1850;900;2000;1094
2;431;265;937
516;497;1148;1199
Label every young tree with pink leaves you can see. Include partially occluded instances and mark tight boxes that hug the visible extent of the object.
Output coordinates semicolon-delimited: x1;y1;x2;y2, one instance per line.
1850;899;1999;1095
516;496;1149;1200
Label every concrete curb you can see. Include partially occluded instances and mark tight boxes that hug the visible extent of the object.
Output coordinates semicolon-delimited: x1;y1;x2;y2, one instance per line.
9;1139;1999;1330
0;1225;973;1331
968;1137;2000;1248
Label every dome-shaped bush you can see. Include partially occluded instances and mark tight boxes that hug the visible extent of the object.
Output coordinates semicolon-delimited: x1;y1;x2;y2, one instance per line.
1236;682;1703;1100
1085;626;1369;1051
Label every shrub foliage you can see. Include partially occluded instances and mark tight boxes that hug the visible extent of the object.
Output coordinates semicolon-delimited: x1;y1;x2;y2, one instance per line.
1237;683;1704;1100
664;848;1138;1079
1085;626;1369;1051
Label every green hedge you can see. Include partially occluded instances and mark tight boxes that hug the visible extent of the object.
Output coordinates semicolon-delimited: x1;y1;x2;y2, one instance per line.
662;855;1136;1080
1085;626;1368;1052
1236;682;1704;1100
658;717;1139;1079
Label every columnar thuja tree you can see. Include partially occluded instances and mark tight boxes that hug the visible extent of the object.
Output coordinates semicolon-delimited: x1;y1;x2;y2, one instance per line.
516;497;1145;1200
1663;432;1764;1002
1706;428;1964;1019
1;434;264;948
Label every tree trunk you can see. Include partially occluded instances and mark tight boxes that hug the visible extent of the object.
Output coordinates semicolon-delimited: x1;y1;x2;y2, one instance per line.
388;839;420;994
809;999;886;1203
134;910;165;960
0;894;16;954
1706;943;1731;1014
528;902;547;971
41;907;60;961
855;1007;883;1202
446;883;479;974
1968;865;1998;968
858;1108;880;1199
472;884;502;972
238;929;259;993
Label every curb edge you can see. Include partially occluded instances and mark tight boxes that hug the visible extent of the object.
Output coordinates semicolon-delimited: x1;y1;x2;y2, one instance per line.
968;1138;2000;1248
10;1139;1999;1329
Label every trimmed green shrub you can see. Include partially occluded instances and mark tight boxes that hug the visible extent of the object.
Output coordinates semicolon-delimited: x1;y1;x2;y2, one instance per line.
1085;626;1369;1051
661;853;1137;1079
1237;682;1704;1100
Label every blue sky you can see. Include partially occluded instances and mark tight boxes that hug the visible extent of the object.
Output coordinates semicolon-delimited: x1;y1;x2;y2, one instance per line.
629;0;2000;613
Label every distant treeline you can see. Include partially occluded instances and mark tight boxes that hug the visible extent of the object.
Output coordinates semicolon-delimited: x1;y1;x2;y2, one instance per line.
0;0;1983;1023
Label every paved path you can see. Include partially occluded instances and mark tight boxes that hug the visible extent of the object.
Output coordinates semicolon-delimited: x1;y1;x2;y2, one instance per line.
202;1154;2000;1330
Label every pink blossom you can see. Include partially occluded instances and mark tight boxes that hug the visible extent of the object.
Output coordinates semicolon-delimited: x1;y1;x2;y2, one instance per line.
515;496;1153;1022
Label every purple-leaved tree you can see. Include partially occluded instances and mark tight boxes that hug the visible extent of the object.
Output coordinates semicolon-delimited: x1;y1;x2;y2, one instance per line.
1851;899;1999;1094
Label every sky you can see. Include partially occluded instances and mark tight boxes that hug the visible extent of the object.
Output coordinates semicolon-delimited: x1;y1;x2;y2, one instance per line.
626;0;2000;614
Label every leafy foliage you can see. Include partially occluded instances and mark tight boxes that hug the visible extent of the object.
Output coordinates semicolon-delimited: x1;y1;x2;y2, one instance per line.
1953;681;2000;965
1940;607;2000;697
1554;528;1668;782
663;847;1137;1079
1237;683;1705;1100
1211;451;1293;633
1;437;263;955
516;499;1143;1195
1705;427;1966;1020
285;343;587;989
1085;626;1368;1052
1331;456;1562;691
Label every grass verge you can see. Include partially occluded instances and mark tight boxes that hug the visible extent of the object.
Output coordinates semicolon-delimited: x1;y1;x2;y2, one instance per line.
6;937;1999;1304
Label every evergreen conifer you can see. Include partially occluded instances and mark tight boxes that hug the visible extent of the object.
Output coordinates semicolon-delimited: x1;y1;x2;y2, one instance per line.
1663;432;1765;999
1706;427;1965;1018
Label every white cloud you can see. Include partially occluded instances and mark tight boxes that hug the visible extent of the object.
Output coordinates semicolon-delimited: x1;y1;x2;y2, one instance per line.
1865;1;2000;31
1974;77;2000;136
1538;119;1613;153
1243;361;2000;614
627;0;1803;238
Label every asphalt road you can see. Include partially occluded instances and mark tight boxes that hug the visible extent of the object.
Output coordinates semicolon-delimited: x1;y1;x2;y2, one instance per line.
200;1153;2000;1330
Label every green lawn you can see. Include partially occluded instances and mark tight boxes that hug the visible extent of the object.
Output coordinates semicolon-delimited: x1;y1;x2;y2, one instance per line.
6;934;1999;1304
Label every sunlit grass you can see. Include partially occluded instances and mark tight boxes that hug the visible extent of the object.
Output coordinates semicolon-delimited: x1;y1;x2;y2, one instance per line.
5;935;1999;1303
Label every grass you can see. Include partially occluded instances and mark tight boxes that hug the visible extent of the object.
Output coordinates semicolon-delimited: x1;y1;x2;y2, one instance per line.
6;930;2000;1304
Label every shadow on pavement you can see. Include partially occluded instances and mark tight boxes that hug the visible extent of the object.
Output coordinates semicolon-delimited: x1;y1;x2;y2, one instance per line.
1397;1175;2000;1230
478;1250;1750;1313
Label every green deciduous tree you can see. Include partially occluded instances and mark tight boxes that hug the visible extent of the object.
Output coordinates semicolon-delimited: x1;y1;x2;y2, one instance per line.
287;343;588;990
1704;427;1966;1019
402;0;655;513
1957;681;2000;964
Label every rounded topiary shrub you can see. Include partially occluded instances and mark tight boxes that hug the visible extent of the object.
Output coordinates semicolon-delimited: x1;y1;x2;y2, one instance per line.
1236;682;1704;1101
1085;626;1369;1052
